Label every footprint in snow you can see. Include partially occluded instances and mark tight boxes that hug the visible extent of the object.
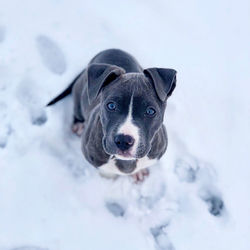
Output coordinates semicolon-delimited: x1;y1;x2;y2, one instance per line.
17;78;47;126
105;201;125;217
0;124;11;148
174;156;224;217
36;35;67;75
199;189;224;217
174;157;199;183
151;225;175;250
0;102;12;148
205;195;224;216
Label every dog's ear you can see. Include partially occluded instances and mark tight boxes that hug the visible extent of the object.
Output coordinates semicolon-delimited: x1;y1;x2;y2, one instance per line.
87;63;125;104
144;68;177;102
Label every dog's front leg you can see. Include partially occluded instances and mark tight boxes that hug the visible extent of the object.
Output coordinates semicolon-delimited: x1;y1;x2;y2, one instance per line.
132;168;150;183
72;117;84;136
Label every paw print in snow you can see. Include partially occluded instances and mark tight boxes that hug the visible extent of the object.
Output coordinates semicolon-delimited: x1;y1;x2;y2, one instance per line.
36;35;67;75
174;158;199;183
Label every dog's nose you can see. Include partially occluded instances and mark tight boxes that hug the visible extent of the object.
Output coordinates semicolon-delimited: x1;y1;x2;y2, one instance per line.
114;134;135;151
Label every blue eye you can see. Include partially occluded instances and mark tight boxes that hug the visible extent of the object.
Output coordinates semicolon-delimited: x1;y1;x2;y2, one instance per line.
146;107;156;116
107;102;116;111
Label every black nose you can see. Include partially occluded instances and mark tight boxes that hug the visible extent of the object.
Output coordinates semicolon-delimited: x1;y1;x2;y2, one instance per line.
114;134;135;151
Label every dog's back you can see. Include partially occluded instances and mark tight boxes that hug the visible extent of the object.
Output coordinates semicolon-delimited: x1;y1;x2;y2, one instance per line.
46;49;142;107
89;49;143;73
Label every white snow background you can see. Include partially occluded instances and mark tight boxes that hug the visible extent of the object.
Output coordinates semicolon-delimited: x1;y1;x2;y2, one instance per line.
0;0;249;249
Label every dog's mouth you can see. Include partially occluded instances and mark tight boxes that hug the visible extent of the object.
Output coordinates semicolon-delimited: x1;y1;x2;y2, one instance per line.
114;158;137;174
114;150;136;160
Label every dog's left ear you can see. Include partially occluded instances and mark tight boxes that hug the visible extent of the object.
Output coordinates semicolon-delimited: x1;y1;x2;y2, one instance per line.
144;68;177;102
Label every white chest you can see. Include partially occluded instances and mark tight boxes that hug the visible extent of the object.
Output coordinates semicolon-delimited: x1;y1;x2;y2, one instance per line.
98;156;157;177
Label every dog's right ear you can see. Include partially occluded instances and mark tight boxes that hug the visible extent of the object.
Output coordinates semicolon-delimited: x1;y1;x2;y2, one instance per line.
87;63;125;104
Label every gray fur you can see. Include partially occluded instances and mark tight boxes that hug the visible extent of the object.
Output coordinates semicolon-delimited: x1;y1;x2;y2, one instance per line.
48;49;177;174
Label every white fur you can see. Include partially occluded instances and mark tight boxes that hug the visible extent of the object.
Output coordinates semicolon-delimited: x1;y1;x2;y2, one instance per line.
116;95;140;157
98;156;157;177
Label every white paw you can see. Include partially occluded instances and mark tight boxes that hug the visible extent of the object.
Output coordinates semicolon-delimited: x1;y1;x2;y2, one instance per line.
72;122;84;136
132;168;150;183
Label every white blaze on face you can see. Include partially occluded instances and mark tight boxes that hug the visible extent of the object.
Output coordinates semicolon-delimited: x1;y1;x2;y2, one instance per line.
117;95;140;158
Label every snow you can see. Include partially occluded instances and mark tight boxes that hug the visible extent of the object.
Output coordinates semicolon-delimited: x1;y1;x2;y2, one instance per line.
0;0;250;249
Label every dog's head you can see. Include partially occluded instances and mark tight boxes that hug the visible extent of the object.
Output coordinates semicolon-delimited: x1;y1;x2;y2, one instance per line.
87;63;177;160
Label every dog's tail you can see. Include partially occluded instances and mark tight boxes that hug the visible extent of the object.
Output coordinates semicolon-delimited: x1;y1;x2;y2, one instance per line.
46;71;83;106
46;82;74;106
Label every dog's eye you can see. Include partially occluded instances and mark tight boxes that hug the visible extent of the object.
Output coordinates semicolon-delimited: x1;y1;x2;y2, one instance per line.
107;102;116;111
145;107;156;116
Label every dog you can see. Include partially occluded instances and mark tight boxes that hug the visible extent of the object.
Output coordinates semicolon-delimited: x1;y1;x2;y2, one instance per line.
47;49;177;181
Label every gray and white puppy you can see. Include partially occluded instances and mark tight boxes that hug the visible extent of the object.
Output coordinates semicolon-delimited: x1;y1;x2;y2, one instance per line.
47;49;177;180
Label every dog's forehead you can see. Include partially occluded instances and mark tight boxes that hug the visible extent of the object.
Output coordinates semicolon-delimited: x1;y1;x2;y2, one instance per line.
103;72;156;100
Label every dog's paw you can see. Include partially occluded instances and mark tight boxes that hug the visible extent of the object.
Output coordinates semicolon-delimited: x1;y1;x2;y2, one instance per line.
132;168;150;183
72;122;84;136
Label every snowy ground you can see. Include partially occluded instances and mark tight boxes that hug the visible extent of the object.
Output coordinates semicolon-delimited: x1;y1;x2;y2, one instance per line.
0;0;250;249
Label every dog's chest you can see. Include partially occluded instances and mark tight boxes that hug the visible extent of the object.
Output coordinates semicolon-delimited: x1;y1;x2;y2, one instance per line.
98;156;157;177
